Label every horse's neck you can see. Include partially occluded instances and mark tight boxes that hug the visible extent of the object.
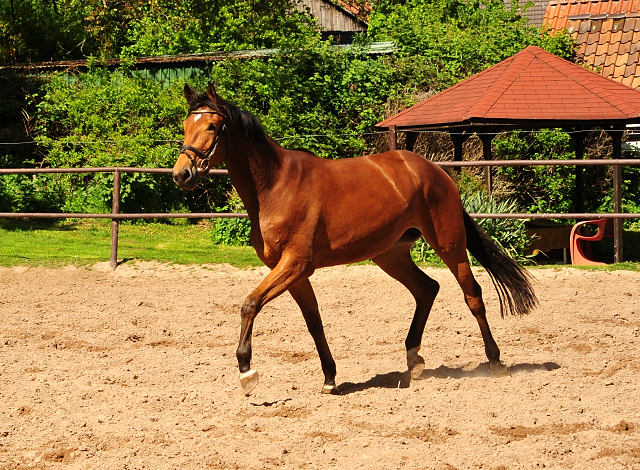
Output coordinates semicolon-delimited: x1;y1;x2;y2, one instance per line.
224;130;281;220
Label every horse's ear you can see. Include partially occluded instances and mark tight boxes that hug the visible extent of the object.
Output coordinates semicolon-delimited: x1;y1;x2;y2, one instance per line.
207;83;219;105
184;84;198;107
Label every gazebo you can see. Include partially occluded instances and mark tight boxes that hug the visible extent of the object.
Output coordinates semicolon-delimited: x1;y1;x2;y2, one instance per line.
376;45;640;263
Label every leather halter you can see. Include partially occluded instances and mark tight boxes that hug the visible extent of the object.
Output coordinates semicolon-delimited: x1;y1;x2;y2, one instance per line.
179;109;227;173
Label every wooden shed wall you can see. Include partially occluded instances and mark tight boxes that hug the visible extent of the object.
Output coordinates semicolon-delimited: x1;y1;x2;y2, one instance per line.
298;0;367;32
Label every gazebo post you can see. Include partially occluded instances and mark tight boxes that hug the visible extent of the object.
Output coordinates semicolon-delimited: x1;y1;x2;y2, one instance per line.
569;129;586;214
406;132;418;152
479;133;494;196
450;133;469;162
389;125;397;151
609;128;624;263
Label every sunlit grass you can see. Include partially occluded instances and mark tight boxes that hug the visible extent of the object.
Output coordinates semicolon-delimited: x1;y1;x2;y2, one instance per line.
0;219;262;268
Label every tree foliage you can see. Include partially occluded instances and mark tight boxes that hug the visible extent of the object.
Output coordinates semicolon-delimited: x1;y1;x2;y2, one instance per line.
0;0;318;63
369;0;575;90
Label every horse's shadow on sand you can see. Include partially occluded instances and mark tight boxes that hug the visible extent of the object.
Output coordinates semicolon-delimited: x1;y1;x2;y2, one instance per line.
338;361;561;395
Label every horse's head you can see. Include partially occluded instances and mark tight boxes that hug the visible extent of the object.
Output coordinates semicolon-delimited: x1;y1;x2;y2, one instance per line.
172;83;228;191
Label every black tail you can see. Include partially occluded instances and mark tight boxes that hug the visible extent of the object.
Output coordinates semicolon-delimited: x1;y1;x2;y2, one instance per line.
463;211;538;317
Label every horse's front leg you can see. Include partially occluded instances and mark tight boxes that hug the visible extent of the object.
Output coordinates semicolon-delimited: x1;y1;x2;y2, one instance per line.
236;254;312;395
288;278;338;394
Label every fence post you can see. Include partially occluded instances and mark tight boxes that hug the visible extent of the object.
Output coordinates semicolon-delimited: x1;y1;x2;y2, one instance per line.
110;168;121;271
611;130;623;263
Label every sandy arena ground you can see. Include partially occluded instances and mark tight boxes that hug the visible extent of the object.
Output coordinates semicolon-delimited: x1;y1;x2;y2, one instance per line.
0;262;639;469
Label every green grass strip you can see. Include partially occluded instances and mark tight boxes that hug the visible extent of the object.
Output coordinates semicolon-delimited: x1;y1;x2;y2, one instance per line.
0;219;263;269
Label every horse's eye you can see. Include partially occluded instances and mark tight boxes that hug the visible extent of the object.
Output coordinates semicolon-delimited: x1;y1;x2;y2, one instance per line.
208;123;217;131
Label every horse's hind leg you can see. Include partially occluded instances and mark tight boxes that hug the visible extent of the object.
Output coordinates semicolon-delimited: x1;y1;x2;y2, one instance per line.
288;278;338;394
437;248;509;377
372;234;440;380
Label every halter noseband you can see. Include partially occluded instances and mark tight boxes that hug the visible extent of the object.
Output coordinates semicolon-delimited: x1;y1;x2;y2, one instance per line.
179;109;227;173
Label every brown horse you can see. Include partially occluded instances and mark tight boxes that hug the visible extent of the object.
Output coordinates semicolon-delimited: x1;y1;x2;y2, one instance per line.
172;84;537;395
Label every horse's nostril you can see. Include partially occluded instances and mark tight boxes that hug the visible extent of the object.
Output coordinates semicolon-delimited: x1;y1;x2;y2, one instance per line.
181;168;191;182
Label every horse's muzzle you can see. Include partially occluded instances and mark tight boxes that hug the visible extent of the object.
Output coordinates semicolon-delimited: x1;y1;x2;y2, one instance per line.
172;165;197;190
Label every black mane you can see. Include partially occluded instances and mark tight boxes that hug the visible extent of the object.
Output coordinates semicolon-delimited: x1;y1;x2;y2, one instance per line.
188;91;268;144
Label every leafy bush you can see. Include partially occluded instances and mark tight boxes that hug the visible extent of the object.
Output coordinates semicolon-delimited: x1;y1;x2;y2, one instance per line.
210;189;251;246
31;68;232;214
0;0;319;64
369;0;575;90
0;173;65;212
461;191;531;261
493;129;579;214
492;129;630;222
211;217;252;246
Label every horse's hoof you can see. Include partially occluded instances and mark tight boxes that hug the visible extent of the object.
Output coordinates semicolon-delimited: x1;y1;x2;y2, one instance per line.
407;346;425;380
239;369;259;395
409;360;425;380
321;384;340;395
490;362;510;378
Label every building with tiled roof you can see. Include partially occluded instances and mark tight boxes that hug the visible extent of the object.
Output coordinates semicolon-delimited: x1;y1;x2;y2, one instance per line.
527;0;555;26
544;0;640;88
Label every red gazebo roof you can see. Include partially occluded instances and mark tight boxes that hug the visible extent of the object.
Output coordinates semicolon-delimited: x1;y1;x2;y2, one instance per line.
376;45;640;130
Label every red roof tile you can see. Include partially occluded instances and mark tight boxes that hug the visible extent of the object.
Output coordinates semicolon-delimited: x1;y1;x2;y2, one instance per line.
618;52;631;65
594;53;607;66
624;17;637;31
622;29;634;42
586;42;599;56
546;0;640;88
602;63;616;76
376;46;640;130
596;42;609;55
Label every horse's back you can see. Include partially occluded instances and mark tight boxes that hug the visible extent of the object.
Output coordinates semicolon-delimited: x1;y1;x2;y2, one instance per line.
316;150;460;208
265;149;463;267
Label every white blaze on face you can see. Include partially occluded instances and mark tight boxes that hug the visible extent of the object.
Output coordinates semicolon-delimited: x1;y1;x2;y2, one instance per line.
193;114;202;122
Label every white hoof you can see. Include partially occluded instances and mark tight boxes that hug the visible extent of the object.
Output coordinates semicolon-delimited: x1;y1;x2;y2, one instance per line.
239;370;259;395
321;384;340;395
407;346;425;380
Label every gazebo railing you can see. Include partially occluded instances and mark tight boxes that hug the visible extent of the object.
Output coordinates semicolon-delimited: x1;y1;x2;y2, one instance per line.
1;159;640;268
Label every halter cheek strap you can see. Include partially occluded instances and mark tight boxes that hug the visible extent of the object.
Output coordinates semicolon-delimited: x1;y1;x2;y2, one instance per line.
180;109;227;173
